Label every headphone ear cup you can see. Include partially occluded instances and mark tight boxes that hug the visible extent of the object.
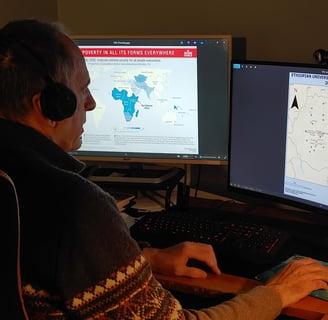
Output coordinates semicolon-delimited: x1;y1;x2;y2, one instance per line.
40;82;77;121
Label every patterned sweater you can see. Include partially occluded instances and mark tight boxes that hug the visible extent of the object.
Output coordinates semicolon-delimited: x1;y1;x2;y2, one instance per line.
0;119;282;319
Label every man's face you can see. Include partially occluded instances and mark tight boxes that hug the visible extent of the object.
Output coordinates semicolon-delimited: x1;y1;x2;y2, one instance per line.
54;39;95;152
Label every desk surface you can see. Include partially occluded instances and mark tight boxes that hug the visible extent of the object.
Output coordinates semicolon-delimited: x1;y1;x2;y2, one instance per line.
127;194;328;319
155;272;328;319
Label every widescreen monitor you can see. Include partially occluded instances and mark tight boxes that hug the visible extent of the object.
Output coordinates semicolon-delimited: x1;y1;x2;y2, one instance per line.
71;35;231;167
228;60;328;215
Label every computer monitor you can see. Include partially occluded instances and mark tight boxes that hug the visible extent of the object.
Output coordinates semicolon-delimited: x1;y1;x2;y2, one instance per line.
71;35;231;169
228;60;328;215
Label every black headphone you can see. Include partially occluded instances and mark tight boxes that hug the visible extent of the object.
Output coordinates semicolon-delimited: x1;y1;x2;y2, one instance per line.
0;30;77;121
39;78;77;121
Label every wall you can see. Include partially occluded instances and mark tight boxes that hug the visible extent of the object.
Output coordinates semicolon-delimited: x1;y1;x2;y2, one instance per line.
56;0;328;198
2;0;328;199
57;0;328;64
0;0;57;27
2;1;327;65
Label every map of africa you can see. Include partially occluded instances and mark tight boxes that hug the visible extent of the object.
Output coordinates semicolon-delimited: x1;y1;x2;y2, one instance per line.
285;83;328;187
111;74;155;122
80;57;199;155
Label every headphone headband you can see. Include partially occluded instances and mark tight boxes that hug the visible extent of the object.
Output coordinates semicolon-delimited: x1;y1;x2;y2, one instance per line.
0;29;77;121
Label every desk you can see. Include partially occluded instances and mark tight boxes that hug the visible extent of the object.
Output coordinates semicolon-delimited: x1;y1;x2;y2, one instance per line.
130;195;328;319
154;272;328;319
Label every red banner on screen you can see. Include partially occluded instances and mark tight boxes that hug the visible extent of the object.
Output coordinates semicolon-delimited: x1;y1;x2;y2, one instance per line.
81;47;197;58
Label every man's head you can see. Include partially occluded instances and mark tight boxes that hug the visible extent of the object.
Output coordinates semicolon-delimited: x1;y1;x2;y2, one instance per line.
0;19;95;151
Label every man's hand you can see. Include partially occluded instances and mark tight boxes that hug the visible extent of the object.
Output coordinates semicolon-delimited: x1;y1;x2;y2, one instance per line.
142;241;221;278
266;257;328;308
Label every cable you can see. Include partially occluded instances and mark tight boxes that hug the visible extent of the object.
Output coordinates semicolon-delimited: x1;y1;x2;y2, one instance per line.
193;164;202;198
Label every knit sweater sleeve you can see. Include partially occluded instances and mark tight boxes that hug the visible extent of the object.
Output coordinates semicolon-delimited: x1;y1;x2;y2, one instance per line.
58;258;282;320
58;255;282;320
182;286;282;320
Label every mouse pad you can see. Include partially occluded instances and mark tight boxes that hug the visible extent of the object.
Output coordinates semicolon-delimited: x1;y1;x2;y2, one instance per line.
255;254;328;301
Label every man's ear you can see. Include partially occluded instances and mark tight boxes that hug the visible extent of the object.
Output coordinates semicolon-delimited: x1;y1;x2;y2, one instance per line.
31;93;56;127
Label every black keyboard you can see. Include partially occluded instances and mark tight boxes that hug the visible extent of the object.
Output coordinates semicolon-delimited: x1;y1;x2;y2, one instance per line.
130;207;291;264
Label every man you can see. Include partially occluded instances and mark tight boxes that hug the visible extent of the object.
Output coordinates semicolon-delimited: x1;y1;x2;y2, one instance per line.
1;19;328;319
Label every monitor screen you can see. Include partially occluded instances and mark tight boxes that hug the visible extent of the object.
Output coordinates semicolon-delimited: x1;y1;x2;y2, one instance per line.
228;60;328;215
71;35;231;165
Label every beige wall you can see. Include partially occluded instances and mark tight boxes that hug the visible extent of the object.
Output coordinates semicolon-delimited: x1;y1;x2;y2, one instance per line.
0;0;57;26
1;0;327;64
1;0;326;196
57;0;328;64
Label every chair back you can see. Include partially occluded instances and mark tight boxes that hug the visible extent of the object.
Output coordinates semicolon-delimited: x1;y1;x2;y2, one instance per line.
0;170;28;319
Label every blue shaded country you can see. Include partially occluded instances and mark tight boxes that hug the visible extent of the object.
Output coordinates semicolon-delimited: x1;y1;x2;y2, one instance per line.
112;88;139;122
134;74;154;98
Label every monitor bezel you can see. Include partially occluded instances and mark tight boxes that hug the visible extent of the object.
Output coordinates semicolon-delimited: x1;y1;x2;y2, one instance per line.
71;34;232;166
227;59;328;216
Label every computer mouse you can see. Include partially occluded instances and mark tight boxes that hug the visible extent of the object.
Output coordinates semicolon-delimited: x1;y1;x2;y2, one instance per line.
187;258;214;273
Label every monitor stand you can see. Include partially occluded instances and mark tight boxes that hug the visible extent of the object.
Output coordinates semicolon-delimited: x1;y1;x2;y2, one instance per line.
86;163;184;185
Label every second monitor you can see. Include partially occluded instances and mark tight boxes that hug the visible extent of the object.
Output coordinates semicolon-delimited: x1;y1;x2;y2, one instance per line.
229;60;328;215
